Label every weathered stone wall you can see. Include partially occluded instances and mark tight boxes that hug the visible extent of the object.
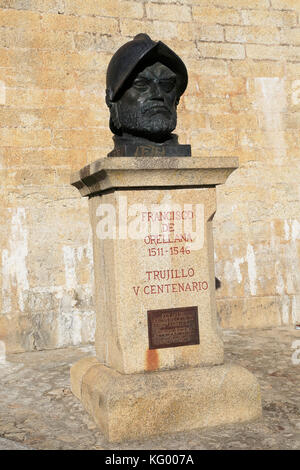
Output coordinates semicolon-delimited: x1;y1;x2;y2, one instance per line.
0;0;299;352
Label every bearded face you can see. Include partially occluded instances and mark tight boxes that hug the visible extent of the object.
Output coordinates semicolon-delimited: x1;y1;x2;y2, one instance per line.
109;62;178;142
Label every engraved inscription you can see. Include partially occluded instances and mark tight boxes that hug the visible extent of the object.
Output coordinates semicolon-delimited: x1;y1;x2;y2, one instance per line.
147;306;200;349
135;145;166;157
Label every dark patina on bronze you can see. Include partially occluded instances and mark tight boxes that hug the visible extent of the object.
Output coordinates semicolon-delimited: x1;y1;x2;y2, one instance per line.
106;33;191;157
147;306;200;350
108;137;191;158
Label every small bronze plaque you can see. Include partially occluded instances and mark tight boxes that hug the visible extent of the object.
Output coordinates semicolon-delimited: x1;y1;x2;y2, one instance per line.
147;306;200;350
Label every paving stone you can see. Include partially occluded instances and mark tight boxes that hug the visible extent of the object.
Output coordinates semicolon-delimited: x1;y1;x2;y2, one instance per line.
0;328;299;450
0;437;34;450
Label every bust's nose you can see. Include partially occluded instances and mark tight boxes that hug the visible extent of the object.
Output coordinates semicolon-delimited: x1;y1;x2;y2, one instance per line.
148;80;164;101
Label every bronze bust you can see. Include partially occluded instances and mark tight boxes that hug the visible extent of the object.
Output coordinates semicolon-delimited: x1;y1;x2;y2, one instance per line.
106;34;191;157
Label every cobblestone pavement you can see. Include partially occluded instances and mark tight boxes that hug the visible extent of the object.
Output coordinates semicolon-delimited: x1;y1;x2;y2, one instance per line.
0;327;299;450
0;437;33;450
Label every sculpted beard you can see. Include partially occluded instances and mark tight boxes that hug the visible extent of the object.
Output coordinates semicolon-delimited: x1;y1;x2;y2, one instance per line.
111;102;177;139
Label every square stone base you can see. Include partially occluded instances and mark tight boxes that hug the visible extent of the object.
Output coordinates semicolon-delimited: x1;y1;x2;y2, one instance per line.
70;357;262;443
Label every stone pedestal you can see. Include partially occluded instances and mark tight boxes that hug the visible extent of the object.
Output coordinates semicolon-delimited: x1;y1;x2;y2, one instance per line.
70;157;262;442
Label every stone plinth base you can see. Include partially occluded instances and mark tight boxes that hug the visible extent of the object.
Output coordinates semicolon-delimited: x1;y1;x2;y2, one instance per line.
71;357;262;443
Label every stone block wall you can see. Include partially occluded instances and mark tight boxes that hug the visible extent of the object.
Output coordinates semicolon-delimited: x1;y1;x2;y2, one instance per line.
0;0;299;352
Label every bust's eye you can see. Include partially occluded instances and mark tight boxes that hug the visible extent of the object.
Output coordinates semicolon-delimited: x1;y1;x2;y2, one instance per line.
133;78;150;89
160;78;176;93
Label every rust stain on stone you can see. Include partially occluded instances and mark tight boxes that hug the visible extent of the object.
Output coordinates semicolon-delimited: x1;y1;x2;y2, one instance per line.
146;349;159;371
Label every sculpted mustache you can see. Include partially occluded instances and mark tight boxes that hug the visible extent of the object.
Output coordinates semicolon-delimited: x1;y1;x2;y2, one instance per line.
141;103;172;114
